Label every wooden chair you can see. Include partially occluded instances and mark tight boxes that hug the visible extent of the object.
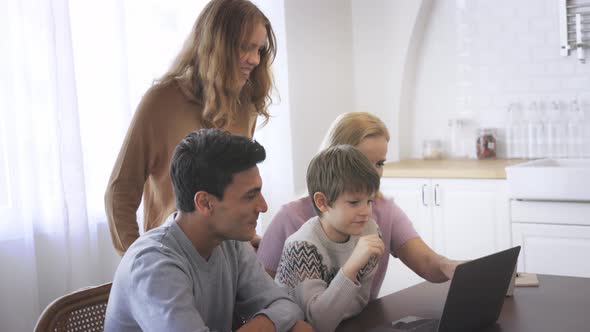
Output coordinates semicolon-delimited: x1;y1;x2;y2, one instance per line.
34;282;112;332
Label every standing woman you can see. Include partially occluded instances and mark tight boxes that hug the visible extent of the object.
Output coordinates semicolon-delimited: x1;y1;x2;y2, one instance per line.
105;0;276;255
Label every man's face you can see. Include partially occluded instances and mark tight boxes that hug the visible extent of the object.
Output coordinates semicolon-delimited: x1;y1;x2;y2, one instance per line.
209;166;268;242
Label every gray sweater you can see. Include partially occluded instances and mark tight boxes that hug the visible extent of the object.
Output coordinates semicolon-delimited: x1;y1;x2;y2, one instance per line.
105;216;303;332
275;217;380;332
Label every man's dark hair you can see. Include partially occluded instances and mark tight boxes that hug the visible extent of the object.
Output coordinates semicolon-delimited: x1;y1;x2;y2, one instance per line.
170;128;266;212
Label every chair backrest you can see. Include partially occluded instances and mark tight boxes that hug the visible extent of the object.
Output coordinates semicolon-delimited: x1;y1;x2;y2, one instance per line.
34;282;112;332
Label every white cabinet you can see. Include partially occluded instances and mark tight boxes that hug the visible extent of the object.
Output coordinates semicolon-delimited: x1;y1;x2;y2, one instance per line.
432;179;511;259
377;177;511;297
511;200;590;278
512;223;590;278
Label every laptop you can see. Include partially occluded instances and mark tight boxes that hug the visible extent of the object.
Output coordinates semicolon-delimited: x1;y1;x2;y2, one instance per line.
369;246;521;332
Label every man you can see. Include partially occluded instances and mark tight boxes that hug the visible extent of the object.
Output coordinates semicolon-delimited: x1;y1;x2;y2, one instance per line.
105;129;312;331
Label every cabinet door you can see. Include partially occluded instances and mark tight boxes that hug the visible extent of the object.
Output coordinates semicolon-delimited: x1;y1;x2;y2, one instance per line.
378;178;431;297
512;223;590;278
433;179;510;260
380;178;433;246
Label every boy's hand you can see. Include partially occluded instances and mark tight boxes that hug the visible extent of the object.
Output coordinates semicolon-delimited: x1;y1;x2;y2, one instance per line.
288;320;317;332
237;314;275;331
342;234;384;281
249;234;261;251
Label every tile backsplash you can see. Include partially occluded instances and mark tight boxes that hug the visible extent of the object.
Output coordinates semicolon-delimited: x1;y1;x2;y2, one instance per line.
456;0;590;153
412;0;590;159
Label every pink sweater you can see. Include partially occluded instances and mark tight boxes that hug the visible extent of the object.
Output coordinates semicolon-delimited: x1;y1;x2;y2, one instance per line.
257;195;419;300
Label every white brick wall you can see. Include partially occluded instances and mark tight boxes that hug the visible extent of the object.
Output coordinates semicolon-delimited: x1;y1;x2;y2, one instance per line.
411;0;589;158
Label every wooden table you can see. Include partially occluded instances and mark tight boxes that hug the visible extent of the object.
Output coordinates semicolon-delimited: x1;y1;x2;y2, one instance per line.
336;274;590;332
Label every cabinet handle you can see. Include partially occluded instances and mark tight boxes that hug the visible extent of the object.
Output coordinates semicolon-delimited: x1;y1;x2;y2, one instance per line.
434;184;440;206
422;184;428;206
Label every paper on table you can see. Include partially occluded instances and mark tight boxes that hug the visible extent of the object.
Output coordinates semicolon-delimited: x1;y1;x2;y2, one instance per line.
515;272;539;287
506;267;516;296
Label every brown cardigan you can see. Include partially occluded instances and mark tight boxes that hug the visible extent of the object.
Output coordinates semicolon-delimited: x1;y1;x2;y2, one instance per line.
105;83;257;255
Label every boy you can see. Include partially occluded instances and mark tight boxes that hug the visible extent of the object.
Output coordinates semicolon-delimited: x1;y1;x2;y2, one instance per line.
275;145;384;332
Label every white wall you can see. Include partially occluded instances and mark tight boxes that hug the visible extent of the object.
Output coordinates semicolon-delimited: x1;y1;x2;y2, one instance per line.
351;0;431;161
283;0;433;193
282;0;590;194
284;0;356;195
410;0;458;158
411;0;590;158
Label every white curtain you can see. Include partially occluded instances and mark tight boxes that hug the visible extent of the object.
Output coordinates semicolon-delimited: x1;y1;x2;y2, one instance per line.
0;0;293;330
0;1;109;330
253;0;296;233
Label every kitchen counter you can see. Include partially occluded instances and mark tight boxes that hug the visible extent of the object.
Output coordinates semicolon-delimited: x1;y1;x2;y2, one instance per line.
382;159;527;179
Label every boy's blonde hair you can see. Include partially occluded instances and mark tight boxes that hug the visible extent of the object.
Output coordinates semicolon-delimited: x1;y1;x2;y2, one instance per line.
306;145;380;215
320;112;390;151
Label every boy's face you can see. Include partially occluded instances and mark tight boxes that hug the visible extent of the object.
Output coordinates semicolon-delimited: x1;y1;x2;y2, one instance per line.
318;191;374;243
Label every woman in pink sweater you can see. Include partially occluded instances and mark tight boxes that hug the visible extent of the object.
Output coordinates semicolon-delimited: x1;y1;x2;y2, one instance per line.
257;112;461;300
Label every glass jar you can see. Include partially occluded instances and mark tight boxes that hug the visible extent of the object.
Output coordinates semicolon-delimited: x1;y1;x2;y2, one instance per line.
422;139;443;160
448;119;467;158
476;128;497;159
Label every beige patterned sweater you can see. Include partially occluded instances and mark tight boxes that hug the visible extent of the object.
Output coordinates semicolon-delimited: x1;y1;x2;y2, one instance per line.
275;216;380;332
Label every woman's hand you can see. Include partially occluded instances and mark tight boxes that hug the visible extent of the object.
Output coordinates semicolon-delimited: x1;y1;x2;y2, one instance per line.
440;258;468;280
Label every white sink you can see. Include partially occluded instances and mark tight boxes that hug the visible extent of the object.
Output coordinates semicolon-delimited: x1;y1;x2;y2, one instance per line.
505;159;590;201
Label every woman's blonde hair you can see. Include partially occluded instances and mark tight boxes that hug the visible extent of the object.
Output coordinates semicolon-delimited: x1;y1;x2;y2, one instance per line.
320;112;390;151
158;0;276;128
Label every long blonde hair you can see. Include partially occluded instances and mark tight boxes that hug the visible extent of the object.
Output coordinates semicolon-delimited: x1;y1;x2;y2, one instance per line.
158;0;276;128
319;112;390;199
320;112;390;150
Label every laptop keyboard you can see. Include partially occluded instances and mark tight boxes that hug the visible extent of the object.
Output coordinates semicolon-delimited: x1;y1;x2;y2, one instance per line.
391;318;439;332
